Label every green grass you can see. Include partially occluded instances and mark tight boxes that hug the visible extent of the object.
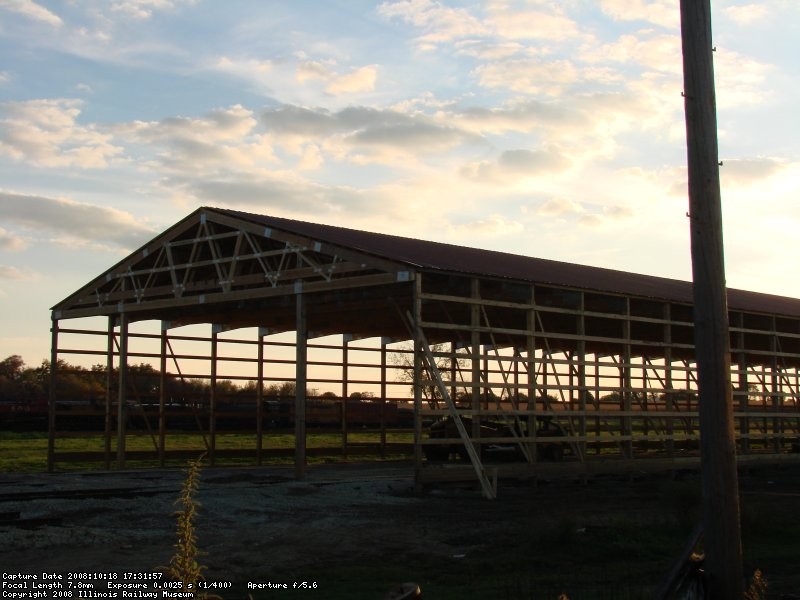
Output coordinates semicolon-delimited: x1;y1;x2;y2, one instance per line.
0;430;414;472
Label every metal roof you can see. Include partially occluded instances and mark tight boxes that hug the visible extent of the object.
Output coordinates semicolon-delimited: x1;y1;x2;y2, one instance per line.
214;207;800;319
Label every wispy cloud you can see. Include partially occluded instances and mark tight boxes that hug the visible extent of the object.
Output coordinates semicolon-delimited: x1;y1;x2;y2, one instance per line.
598;0;678;29
0;0;62;27
461;147;572;183
261;104;484;163
0;191;157;250
325;65;378;95
0;265;33;280
448;214;524;238
378;0;488;50
724;4;769;25
0;226;26;251
0;99;123;168
110;0;198;20
538;196;584;217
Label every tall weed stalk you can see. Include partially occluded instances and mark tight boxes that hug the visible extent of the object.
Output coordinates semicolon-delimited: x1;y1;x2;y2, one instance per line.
163;454;214;596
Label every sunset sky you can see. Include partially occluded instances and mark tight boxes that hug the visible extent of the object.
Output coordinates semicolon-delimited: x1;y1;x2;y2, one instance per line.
1;0;798;367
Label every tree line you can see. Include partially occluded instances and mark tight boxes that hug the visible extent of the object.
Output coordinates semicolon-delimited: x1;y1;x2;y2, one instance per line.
0;354;379;407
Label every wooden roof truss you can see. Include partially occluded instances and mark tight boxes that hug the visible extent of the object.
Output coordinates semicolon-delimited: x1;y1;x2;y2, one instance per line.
53;209;412;321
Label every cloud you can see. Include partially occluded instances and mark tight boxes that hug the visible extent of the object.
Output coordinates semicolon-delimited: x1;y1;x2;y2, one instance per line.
461;147;572;183
163;173;377;217
296;61;378;96
377;0;488;49
724;4;769;25
325;65;378;95
603;205;634;220
155;104;258;142
720;157;785;185
110;0;198;19
213;56;274;89
531;196;631;230
379;0;585;50
598;0;677;29
499;148;571;173
474;57;579;95
0;265;31;280
485;3;582;42
0;98;123;168
577;214;604;228
448;214;524;238
452;90;673;169
0;227;26;251
538;197;584;217
261;104;483;161
581;31;681;77
0;0;62;27
296;60;332;84
713;49;774;107
115;104;272;173
0;191;157;249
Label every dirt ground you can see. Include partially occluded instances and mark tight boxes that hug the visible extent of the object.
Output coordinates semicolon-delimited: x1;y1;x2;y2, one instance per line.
2;461;799;600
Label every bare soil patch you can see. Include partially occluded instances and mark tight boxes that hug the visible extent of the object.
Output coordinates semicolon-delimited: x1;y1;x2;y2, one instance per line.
2;461;799;599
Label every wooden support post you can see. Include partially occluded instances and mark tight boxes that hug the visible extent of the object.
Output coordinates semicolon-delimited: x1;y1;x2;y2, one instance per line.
471;279;481;445
526;290;538;461
680;1;744;595
257;328;265;466
664;305;675;458
413;276;423;493
342;336;349;458
117;313;128;469
159;323;167;466
771;331;781;452
577;295;587;461
295;289;308;480
450;341;457;408
380;338;388;458
735;315;750;455
47;318;59;472
210;327;218;466
622;302;633;459
104;317;114;469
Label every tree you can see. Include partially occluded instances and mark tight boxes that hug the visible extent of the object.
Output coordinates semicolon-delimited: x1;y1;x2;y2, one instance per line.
389;342;468;404
0;355;46;404
0;355;24;380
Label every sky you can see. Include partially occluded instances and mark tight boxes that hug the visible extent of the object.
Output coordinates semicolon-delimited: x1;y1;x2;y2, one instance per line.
0;0;798;368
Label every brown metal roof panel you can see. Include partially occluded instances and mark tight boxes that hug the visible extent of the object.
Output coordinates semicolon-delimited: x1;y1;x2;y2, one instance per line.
211;207;800;317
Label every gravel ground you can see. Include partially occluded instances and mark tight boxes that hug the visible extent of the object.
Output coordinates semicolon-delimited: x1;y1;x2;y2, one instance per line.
0;463;428;577
3;461;800;600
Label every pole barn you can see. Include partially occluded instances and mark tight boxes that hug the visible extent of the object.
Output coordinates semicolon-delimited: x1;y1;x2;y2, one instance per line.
49;207;800;497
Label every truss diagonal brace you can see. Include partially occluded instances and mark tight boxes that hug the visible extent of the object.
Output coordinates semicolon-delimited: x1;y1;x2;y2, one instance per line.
408;311;496;499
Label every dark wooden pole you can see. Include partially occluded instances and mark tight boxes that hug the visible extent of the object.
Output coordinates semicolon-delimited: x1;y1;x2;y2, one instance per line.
295;288;308;479
47;318;59;472
117;313;128;469
679;1;744;597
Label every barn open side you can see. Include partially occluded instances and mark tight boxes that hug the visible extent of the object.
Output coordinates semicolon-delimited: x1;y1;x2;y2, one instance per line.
49;206;800;497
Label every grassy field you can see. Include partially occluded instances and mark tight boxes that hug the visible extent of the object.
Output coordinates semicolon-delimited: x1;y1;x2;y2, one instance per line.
0;430;414;472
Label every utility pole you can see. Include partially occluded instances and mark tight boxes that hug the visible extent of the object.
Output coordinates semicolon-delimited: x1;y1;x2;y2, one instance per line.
679;1;744;598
